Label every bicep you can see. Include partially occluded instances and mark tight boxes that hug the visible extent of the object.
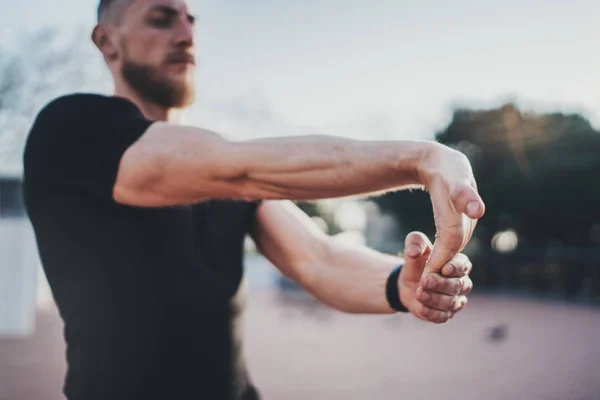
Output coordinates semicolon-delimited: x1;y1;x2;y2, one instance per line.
251;200;329;286
113;122;241;207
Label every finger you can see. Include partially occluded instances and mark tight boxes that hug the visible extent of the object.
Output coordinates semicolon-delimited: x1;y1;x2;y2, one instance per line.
416;287;461;312
460;276;473;296
444;297;468;320
404;231;433;260
450;182;485;220
456;296;468;312
417;303;452;324
402;232;433;283
420;274;464;296
441;254;472;277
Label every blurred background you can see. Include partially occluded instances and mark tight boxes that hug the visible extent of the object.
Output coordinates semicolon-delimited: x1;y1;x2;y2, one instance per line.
1;0;600;399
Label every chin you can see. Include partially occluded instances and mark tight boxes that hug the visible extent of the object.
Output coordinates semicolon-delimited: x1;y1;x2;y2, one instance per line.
167;70;194;83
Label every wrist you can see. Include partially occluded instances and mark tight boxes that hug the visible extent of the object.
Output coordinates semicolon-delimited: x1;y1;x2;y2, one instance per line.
390;140;440;187
385;264;409;313
412;140;446;186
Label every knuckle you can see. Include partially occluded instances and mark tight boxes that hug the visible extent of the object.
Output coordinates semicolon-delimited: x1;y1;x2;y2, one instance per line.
449;260;466;277
462;298;469;309
455;298;466;312
450;297;459;311
455;150;471;165
464;281;473;295
455;282;463;295
464;261;471;274
447;261;458;273
437;312;449;324
449;179;472;198
427;274;439;290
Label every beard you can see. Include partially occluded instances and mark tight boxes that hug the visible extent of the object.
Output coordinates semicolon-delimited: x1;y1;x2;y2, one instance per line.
121;59;195;108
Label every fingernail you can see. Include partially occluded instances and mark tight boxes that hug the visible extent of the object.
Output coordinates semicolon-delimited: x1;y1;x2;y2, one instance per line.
446;265;455;276
407;245;421;258
420;291;430;301
466;201;480;217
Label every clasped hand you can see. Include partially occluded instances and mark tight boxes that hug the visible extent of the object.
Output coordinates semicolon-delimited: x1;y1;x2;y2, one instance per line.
399;143;485;323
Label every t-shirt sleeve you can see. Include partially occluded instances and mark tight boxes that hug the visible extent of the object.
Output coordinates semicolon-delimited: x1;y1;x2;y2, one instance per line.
24;94;154;203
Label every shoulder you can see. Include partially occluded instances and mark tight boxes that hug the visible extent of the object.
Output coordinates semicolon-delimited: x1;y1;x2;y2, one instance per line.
36;93;142;123
26;93;148;146
24;93;151;172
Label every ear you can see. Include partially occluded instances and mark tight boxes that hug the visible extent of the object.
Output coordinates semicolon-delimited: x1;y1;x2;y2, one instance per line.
92;24;119;61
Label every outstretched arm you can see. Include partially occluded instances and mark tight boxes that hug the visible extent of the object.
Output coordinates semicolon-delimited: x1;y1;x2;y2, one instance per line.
251;201;473;323
115;123;485;272
114;124;428;206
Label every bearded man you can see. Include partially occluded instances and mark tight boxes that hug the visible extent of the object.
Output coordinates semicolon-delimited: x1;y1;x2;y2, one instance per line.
23;1;485;399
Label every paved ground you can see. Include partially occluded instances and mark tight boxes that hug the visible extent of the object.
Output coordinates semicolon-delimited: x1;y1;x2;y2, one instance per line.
1;291;599;400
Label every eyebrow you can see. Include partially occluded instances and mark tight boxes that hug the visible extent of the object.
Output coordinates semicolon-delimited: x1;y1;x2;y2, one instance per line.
149;4;196;23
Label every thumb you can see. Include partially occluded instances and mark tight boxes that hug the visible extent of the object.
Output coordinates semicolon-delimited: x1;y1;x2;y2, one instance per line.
450;182;486;220
404;231;433;259
402;232;433;282
424;241;456;276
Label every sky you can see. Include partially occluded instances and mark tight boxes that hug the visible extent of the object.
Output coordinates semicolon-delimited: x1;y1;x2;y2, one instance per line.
0;0;599;144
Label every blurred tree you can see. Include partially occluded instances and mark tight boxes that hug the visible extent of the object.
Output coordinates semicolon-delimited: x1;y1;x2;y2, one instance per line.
374;104;600;299
295;201;342;235
0;27;107;173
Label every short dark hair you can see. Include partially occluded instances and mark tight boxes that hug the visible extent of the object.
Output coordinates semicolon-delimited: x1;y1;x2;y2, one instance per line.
97;0;113;22
97;0;130;23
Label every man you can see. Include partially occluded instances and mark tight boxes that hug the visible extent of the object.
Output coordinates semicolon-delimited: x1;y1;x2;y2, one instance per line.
23;0;485;399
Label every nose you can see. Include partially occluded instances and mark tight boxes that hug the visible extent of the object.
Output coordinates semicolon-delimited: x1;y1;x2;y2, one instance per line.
174;18;194;49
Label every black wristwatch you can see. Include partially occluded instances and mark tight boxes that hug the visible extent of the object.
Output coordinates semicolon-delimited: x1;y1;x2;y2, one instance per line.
385;264;409;313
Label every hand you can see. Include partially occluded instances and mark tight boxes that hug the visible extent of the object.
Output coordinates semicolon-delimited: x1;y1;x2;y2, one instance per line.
417;143;485;275
399;232;473;324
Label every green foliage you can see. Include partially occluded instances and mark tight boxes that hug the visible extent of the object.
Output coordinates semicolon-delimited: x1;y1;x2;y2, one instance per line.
374;104;600;299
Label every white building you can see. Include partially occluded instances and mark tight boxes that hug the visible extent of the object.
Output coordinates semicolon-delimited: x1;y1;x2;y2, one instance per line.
0;172;39;336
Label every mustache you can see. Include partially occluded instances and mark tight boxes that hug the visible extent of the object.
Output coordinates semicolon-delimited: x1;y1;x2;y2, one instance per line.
165;52;196;65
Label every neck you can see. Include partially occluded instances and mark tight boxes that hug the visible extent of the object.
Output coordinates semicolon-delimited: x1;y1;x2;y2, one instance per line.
113;80;184;124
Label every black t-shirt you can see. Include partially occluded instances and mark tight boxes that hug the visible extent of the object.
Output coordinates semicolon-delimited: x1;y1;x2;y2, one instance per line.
23;94;261;400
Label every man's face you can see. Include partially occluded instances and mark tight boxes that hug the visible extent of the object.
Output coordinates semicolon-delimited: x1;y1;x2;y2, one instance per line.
114;0;196;107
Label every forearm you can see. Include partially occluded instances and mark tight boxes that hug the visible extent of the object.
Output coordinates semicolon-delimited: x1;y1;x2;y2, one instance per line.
306;239;403;314
125;123;434;206
228;135;428;200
